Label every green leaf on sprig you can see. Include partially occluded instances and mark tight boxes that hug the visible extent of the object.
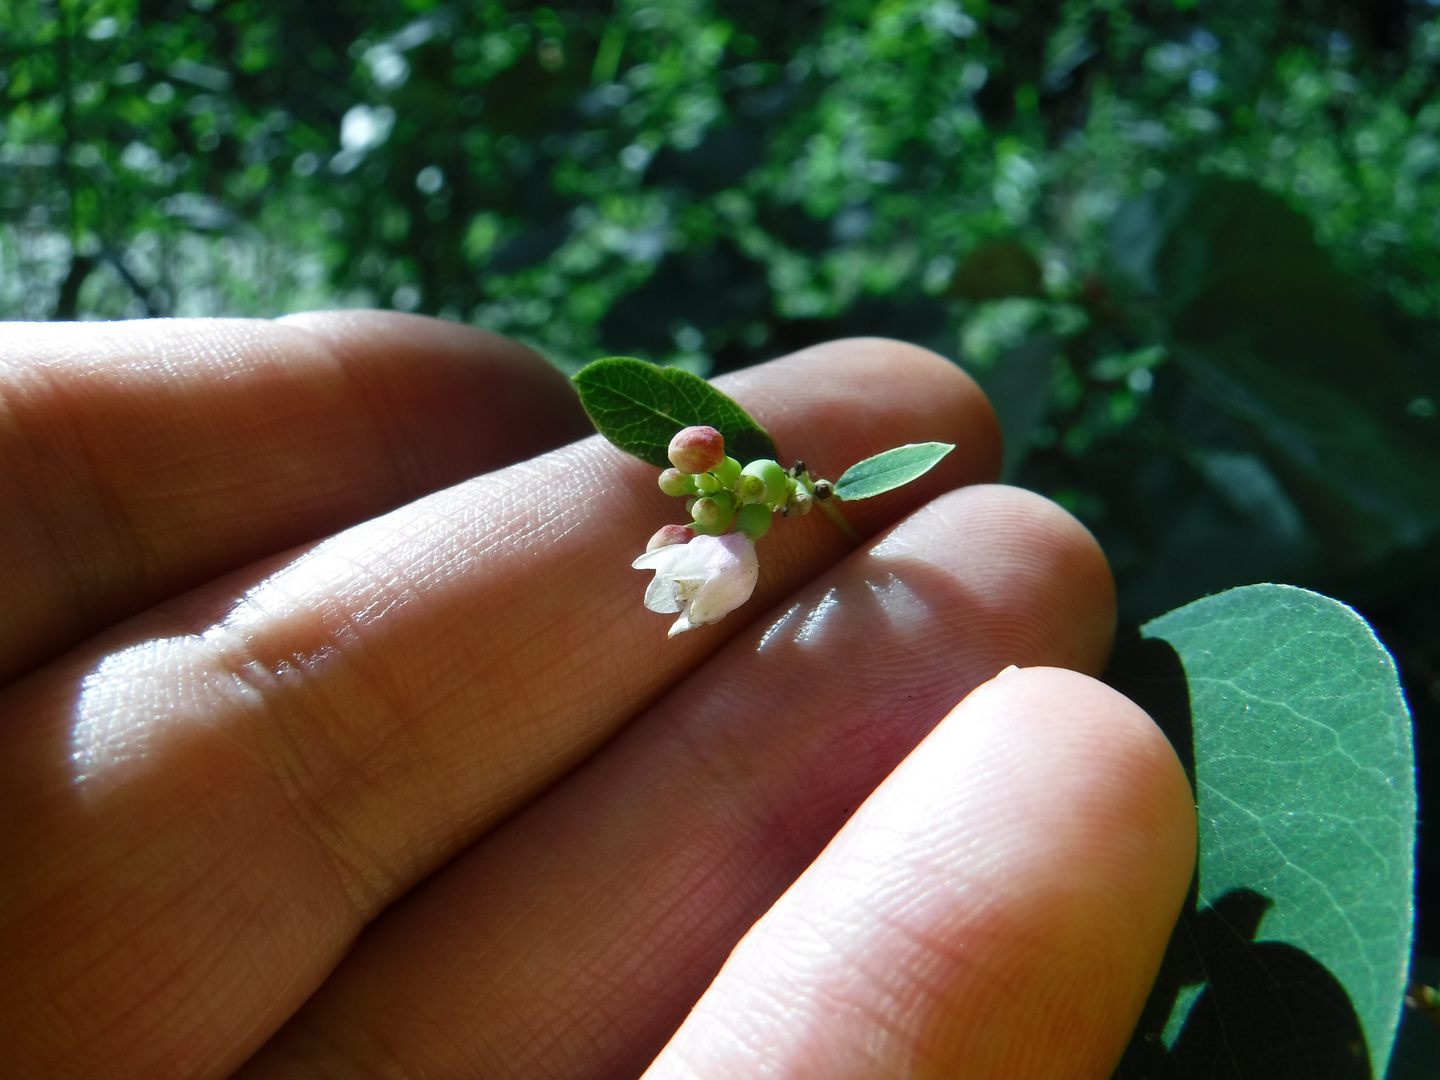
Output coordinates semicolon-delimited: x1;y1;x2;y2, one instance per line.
574;357;777;469
830;442;954;501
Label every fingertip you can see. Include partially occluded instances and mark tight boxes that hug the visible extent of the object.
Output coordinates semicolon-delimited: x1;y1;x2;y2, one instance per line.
645;665;1196;1080
918;665;1196;1075
875;484;1117;679
964;664;1197;881
939;666;1198;1070
981;488;1117;676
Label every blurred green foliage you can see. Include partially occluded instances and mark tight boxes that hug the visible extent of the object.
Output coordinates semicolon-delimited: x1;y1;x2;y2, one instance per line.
4;0;1440;959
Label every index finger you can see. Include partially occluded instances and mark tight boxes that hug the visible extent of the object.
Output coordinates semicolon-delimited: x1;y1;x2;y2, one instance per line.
0;312;588;684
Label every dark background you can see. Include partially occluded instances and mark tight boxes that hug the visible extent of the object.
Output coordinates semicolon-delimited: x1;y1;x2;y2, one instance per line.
4;0;1438;991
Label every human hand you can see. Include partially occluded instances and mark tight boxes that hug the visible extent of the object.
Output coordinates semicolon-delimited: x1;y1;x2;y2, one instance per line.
0;313;1195;1079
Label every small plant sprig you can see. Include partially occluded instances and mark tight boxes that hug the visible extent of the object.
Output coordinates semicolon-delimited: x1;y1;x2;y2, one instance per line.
574;357;954;636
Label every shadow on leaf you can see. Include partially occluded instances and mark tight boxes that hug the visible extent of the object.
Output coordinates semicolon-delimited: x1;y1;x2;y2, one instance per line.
1107;635;1371;1080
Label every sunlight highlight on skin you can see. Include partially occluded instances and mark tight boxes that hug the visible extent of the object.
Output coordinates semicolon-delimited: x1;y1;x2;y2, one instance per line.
755;602;806;651
755;546;934;657
70;626;263;787
225;529;422;637
68;528;407;791
65;454;600;795
794;587;841;646
752;587;846;652
864;573;931;627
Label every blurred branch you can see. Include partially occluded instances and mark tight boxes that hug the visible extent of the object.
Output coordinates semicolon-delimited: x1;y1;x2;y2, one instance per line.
102;249;164;316
52;250;163;320
52;252;95;321
56;0;78;248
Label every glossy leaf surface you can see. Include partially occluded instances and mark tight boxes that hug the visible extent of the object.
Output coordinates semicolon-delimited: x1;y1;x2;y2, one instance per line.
574;356;777;469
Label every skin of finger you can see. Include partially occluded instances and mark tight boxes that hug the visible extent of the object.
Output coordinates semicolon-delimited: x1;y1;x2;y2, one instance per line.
0;312;589;685
0;339;999;1080
233;485;1116;1080
643;666;1197;1080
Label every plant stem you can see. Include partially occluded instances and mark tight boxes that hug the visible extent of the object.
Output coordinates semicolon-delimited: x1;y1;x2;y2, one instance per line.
798;472;861;546
818;497;861;545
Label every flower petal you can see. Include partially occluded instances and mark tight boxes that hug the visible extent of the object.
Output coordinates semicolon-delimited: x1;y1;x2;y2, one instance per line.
634;532;760;633
644;573;683;614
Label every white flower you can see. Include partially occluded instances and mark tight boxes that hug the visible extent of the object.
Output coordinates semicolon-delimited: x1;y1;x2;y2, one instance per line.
632;532;759;637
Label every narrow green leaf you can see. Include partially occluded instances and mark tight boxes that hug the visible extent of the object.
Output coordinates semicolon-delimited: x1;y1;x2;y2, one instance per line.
830;442;953;501
573;356;777;468
1108;584;1416;1080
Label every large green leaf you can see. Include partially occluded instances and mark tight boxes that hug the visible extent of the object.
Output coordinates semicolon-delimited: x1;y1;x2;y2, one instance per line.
1106;177;1440;565
573;356;778;469
1110;584;1415;1080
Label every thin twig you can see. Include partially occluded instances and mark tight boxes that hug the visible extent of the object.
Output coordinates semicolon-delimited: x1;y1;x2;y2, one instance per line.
818;497;862;546
796;471;861;546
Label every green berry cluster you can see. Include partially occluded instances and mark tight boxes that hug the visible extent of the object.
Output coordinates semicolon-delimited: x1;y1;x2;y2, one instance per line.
659;426;813;542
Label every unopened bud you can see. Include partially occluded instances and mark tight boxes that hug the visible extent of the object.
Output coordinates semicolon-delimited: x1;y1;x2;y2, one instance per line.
689;513;733;536
734;503;772;541
668;425;726;474
691;493;735;530
659;468;696;497
695;471;722;494
741;458;789;507
736;473;767;504
646;523;695;551
713;455;742;488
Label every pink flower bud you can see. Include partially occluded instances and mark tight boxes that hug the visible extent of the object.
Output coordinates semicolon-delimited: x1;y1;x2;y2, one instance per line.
690;492;735;530
646;523;695;551
667;425;726;474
